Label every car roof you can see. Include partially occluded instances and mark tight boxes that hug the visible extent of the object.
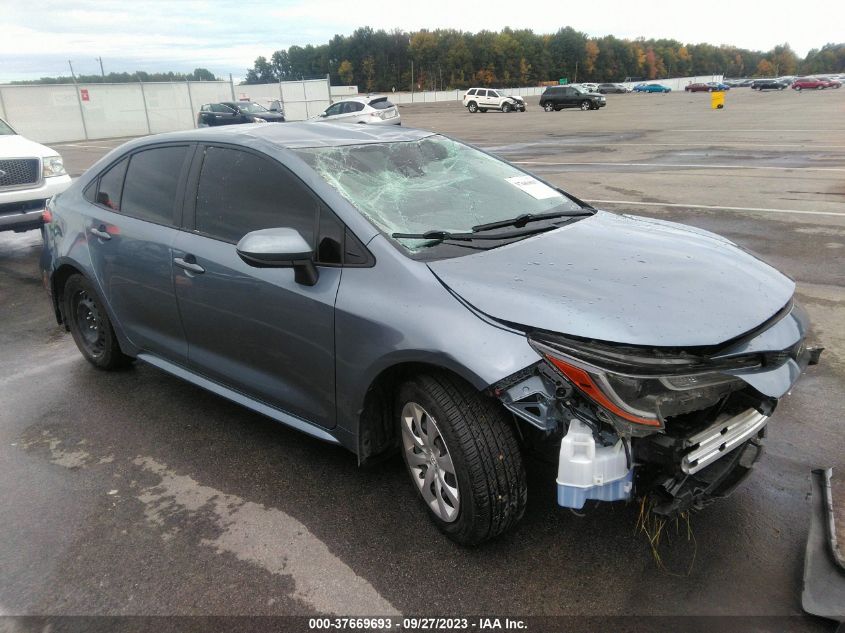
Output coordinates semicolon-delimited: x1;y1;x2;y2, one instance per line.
335;95;387;104
119;121;434;150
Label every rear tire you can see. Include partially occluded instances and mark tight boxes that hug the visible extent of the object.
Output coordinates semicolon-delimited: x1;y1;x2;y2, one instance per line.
467;101;478;113
397;372;527;545
63;274;132;370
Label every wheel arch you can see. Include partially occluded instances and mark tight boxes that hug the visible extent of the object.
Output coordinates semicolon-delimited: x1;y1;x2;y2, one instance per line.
356;359;491;465
50;260;137;356
51;261;87;327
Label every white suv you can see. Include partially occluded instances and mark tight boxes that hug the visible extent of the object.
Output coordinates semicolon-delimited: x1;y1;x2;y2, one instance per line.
463;88;526;113
0;118;71;233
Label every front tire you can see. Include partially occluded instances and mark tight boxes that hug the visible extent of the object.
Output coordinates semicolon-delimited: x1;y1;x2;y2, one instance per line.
580;100;592;111
543;102;554;112
63;274;132;370
397;373;527;545
501;102;512;113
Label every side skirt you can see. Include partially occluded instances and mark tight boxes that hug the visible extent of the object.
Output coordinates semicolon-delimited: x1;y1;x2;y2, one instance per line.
137;353;341;445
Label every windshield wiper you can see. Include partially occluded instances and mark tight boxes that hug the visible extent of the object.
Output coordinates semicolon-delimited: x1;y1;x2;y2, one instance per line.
391;225;556;243
471;209;592;233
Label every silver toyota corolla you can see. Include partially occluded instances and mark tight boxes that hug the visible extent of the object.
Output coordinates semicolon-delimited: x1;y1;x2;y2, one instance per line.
41;122;820;545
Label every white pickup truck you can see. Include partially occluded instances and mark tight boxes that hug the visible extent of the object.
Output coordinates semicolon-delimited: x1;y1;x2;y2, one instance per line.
1;118;71;232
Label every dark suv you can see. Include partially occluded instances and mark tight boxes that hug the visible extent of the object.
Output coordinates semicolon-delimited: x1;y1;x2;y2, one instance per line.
539;86;606;111
197;101;285;127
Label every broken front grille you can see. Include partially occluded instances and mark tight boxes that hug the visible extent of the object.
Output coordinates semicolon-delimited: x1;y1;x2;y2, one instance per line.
0;159;40;188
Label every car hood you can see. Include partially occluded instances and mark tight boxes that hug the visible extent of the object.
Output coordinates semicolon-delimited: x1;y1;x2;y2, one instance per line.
0;134;59;158
427;211;795;348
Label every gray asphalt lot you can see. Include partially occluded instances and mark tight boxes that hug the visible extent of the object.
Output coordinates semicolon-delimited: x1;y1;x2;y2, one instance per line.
0;88;843;627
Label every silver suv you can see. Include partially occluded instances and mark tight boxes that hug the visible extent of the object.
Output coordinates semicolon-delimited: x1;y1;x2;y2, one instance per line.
463;88;526;113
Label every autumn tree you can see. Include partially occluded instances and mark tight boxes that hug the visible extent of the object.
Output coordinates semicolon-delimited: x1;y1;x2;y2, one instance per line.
338;60;354;85
241;27;844;88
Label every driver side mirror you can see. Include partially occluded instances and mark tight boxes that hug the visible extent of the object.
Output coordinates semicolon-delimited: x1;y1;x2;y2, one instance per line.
236;228;319;286
319;112;328;118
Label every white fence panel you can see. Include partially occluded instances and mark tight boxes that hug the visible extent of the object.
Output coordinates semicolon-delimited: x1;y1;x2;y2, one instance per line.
280;82;306;102
187;81;233;109
331;86;358;98
1;85;85;143
143;83;194;134
78;84;148;139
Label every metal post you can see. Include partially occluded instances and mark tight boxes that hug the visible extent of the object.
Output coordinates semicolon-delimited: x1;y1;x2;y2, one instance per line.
229;73;236;100
325;73;331;105
0;86;7;121
302;78;308;118
71;77;89;140
138;80;152;134
410;60;414;103
96;56;105;78
186;80;196;128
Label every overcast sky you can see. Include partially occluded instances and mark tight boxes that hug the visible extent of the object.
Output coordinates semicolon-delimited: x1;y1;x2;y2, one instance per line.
1;0;842;82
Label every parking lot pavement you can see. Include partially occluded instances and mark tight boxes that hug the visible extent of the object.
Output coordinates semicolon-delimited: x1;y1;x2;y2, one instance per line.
0;89;843;626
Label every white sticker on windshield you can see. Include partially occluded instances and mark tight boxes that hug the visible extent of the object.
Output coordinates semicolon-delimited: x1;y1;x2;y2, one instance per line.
505;175;562;200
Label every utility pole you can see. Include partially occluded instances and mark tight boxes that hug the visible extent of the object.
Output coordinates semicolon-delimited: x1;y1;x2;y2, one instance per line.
574;61;578;83
67;60;77;82
96;56;105;78
410;60;414;101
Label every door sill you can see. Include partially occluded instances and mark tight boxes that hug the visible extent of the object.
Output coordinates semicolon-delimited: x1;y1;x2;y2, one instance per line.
137;353;340;445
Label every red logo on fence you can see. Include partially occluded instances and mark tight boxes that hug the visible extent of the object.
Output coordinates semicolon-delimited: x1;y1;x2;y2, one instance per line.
80;89;89;102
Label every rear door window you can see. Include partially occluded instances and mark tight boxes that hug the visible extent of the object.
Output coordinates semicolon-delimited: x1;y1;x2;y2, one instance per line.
193;146;317;245
121;146;190;226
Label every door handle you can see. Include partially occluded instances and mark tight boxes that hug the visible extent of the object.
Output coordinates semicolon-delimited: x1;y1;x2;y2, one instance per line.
90;226;111;241
174;256;205;274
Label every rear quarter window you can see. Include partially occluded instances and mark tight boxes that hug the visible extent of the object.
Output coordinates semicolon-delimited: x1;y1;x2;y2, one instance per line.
92;157;128;210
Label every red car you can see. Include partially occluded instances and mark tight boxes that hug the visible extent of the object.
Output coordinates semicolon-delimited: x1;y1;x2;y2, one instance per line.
792;77;829;90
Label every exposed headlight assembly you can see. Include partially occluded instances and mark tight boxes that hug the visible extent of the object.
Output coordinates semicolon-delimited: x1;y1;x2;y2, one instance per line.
42;155;67;177
529;334;759;429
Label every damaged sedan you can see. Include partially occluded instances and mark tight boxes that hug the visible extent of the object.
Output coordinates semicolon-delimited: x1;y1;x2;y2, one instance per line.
41;123;820;545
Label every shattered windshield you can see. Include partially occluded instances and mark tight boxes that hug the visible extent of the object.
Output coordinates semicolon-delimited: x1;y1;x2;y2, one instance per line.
295;136;582;253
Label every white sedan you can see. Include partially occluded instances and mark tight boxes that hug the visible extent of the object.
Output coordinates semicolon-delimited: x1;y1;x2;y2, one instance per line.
314;96;401;125
1;118;71;233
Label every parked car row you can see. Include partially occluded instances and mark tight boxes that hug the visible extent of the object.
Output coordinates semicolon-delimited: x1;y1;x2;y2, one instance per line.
684;82;731;92
722;77;843;91
198;95;401;127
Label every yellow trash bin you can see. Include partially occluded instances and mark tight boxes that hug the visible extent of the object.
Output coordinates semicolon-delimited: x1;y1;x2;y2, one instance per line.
711;91;725;109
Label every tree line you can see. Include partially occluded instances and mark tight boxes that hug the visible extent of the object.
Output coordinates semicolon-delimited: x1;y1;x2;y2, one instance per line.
10;68;219;85
244;27;845;90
